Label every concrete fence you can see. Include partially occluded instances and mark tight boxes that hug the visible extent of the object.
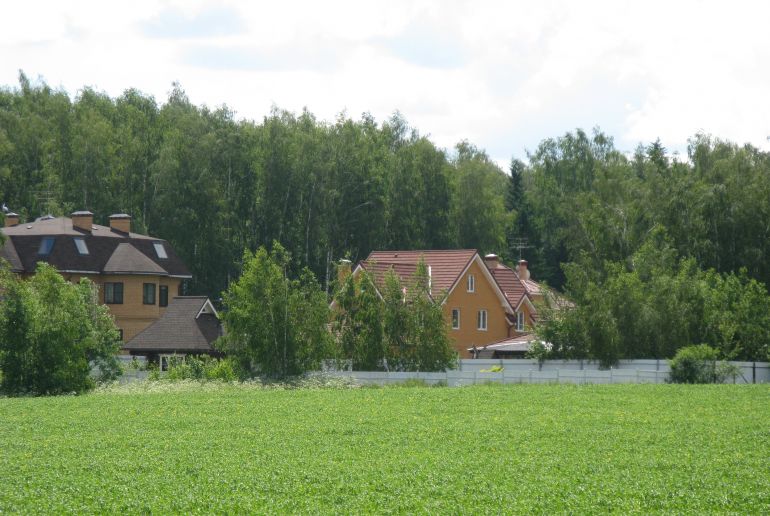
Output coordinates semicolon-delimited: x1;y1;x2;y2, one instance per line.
115;355;769;386
328;359;770;386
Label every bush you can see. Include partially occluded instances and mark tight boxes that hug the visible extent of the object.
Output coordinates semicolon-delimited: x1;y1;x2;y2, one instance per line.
0;263;121;395
159;355;239;382
668;344;739;384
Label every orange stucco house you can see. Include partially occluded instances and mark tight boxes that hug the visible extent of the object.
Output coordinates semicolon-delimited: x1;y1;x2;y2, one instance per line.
351;249;547;358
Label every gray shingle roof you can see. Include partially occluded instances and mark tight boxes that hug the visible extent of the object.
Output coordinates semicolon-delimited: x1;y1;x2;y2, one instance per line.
103;243;167;275
0;216;190;277
124;296;222;353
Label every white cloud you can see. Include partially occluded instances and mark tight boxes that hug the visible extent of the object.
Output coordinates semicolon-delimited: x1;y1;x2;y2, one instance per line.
1;0;769;167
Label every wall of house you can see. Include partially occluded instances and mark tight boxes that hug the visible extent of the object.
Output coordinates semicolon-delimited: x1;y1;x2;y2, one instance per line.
66;273;181;344
443;259;510;357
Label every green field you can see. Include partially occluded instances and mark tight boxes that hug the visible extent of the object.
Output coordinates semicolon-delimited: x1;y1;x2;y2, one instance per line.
1;384;768;513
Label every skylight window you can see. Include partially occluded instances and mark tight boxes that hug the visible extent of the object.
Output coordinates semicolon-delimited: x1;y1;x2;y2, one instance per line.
153;242;168;259
73;237;89;255
38;236;55;256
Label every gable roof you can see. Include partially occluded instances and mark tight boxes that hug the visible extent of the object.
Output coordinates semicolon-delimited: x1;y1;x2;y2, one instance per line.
124;296;221;353
365;249;477;296
359;249;516;314
0;216;190;278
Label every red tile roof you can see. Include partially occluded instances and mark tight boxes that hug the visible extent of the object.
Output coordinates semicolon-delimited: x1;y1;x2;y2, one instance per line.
363;249;477;297
487;262;528;309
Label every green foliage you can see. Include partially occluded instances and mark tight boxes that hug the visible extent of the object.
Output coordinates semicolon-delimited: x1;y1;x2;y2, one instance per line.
331;259;457;372
0;263;121;395
668;345;740;384
380;260;457;371
161;355;238;382
218;242;331;377
331;269;385;370
538;233;770;366
0;385;768;512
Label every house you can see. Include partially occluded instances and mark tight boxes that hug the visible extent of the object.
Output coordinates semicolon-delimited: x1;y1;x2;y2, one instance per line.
0;210;217;357
350;249;547;357
124;296;222;369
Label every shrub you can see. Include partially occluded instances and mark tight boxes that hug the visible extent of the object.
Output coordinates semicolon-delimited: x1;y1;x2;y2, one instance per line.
669;344;739;384
0;263;120;395
158;355;239;382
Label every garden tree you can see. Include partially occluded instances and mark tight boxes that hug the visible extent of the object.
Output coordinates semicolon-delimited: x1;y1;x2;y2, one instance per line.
537;231;770;366
218;242;331;377
331;268;385;370
407;261;457;371
0;263;120;395
380;260;456;371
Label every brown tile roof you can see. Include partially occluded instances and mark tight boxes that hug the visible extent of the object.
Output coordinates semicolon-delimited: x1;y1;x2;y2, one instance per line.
0;216;190;277
124;296;222;353
487;262;528;309
364;249;477;297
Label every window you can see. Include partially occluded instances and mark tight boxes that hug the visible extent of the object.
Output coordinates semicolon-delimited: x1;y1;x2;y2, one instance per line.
38;236;55;256
143;283;156;305
467;274;475;292
117;329;124;342
73;237;89;255
516;312;525;331
153;242;168;259
477;309;488;331
104;282;124;304
452;308;460;330
159;285;169;307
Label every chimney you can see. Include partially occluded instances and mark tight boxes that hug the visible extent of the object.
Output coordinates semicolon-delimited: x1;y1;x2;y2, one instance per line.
517;259;530;280
109;213;131;234
4;212;19;227
338;259;352;284
71;211;93;232
484;253;500;269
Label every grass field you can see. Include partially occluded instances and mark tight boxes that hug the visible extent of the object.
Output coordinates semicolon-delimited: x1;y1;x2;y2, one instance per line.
1;383;768;513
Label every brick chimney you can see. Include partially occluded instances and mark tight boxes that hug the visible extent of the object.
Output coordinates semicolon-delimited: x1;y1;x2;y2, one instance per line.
71;211;93;232
484;253;500;269
109;213;131;234
4;212;19;227
517;259;530;280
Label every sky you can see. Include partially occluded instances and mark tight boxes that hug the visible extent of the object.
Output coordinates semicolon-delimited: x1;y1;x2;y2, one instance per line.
2;0;770;169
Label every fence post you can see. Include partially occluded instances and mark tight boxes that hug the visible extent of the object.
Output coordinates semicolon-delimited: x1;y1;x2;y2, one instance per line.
610;367;613;384
529;369;532;384
556;368;560;384
636;369;640;383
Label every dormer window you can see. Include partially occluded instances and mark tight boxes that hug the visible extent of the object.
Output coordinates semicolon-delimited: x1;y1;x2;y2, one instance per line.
467;274;475;292
73;237;89;255
38;236;55;256
153;242;168;259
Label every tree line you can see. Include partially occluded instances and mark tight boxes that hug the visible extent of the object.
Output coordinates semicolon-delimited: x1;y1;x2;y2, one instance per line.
3;72;770;364
0;72;508;297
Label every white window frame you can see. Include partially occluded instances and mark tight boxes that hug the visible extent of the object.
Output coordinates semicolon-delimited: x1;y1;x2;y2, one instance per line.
516;311;525;331
477;309;488;331
467;274;475;292
451;308;460;330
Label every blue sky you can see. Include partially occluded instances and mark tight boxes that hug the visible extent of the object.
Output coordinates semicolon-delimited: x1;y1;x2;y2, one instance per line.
2;0;770;169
